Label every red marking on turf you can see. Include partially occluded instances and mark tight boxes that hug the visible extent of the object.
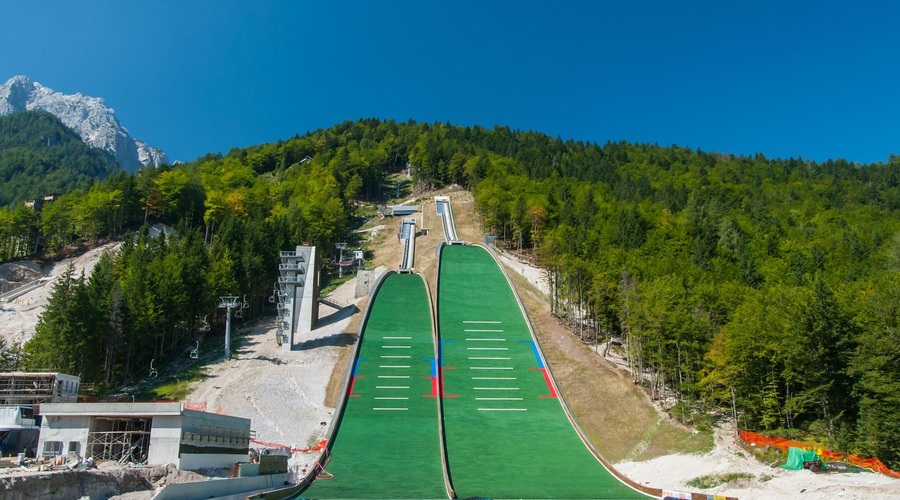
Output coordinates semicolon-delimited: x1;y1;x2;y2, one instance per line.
349;376;363;398
424;375;438;398
529;367;558;398
440;367;458;398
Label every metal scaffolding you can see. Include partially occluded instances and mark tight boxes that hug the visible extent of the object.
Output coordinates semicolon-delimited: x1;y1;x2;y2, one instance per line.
0;372;79;406
275;250;306;345
86;418;151;464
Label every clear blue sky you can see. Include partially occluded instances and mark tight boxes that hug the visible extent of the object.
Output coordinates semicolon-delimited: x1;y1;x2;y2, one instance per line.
2;1;897;164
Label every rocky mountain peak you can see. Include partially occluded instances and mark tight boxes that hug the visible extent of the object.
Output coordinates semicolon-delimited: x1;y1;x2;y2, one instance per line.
0;75;169;170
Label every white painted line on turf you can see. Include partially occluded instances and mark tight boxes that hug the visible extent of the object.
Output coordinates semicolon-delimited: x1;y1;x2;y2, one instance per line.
470;367;514;370
465;329;504;332
465;338;506;341
382;346;411;349
474;387;520;390
373;408;408;411
477;408;527;411
467;347;508;350
383;336;411;339
381;355;411;358
378;375;410;379
374;397;409;400
376;386;410;389
463;321;502;324
476;397;523;401
468;357;511;360
472;377;517;380
379;365;411;368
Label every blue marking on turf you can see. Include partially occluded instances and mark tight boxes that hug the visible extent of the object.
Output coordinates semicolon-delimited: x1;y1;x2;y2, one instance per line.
519;340;544;369
352;357;368;375
424;357;438;377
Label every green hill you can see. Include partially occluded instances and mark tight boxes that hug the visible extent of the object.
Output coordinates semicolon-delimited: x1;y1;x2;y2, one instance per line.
3;118;898;469
0;110;118;208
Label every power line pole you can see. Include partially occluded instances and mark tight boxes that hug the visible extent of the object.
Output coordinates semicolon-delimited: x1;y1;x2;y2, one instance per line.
218;296;241;360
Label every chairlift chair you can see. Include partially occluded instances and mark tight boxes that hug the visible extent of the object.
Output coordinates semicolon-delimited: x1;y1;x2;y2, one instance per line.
190;341;199;360
242;294;250;310
199;315;210;333
149;359;158;378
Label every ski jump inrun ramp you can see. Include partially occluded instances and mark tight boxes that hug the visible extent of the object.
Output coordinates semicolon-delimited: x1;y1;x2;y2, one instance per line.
280;200;723;499
434;196;463;245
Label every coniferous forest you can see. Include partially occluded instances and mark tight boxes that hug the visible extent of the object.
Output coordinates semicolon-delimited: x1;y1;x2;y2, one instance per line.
1;117;898;468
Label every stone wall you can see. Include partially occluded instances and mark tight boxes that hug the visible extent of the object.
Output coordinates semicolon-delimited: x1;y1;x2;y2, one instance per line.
0;468;152;500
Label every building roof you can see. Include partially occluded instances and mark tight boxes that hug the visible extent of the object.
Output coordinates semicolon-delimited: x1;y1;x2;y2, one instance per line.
40;402;252;426
40;402;185;417
391;205;419;215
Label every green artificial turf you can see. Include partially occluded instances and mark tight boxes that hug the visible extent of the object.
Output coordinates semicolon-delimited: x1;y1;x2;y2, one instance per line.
299;273;447;499
437;245;650;499
297;247;651;500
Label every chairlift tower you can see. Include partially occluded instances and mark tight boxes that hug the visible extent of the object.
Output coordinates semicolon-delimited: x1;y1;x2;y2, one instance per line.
218;296;241;360
336;242;348;277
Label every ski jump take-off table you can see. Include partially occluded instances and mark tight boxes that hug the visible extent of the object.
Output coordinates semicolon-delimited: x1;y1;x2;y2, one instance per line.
282;199;723;500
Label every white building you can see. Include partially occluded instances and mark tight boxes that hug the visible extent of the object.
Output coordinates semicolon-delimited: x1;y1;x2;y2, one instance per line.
0;406;40;456
38;403;252;469
0;372;81;457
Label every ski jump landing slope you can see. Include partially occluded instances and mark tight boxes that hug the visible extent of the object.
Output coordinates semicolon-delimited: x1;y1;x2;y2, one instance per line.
438;244;652;499
298;272;448;499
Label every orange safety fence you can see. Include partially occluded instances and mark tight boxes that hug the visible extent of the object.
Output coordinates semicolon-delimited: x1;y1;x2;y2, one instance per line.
184;401;208;411
739;430;900;479
250;438;328;454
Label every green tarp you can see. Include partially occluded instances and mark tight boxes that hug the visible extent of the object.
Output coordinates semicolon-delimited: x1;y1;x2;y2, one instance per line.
782;446;824;470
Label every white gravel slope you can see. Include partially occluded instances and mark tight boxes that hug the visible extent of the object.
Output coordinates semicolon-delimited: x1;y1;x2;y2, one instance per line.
0;243;120;347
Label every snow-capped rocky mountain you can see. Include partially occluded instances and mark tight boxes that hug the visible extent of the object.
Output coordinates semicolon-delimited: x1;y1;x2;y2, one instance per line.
0;75;169;170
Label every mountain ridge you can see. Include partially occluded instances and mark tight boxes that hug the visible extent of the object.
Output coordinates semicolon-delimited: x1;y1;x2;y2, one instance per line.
0;75;169;170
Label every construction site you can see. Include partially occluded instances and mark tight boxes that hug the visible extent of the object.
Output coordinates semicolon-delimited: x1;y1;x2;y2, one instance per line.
0;190;897;499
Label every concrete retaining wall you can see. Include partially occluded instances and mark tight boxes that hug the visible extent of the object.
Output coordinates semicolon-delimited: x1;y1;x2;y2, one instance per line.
154;473;288;500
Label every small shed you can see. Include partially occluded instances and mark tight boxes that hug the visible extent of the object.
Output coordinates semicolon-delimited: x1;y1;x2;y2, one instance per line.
38;402;251;469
